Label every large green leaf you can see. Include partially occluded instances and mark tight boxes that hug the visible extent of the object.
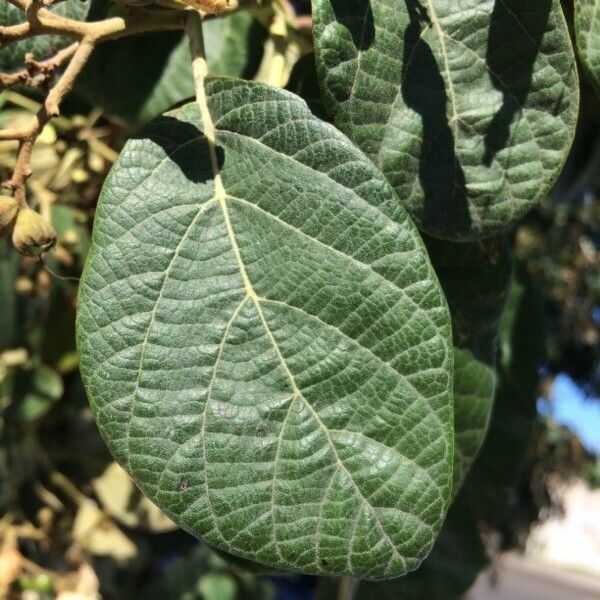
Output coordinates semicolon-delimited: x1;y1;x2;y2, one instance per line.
0;0;90;72
76;14;266;124
77;78;454;579
425;236;511;490
575;0;600;92
312;0;579;240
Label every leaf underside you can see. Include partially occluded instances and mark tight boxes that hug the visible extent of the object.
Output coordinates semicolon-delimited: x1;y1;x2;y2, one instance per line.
77;79;454;579
0;0;89;72
313;0;579;240
575;0;600;92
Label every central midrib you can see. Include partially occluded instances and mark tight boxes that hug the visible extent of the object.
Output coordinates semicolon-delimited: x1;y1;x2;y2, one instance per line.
192;71;410;570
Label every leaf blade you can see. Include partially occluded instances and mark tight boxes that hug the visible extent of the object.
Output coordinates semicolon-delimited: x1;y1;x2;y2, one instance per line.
313;0;579;240
77;79;454;579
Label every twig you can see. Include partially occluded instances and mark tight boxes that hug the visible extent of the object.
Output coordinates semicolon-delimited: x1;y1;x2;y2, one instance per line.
0;8;188;48
2;40;94;207
0;42;78;89
0;3;189;208
0;0;268;212
7;0;28;10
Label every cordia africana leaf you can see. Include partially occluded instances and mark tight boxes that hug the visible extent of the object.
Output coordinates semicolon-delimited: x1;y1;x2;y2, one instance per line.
0;0;89;72
312;0;579;240
76;79;455;579
575;1;600;93
424;236;512;491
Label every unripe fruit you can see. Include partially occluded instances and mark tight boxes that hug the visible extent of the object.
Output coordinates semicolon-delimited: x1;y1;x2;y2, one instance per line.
0;196;19;237
11;208;57;256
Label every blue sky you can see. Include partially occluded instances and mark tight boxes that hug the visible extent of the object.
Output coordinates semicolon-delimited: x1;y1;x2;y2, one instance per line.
538;373;600;455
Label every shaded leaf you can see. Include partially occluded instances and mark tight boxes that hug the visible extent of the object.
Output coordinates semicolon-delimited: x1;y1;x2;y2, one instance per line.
16;364;64;421
198;573;236;600
463;262;546;525
144;545;276;600
313;0;579;240
286;53;328;120
451;347;495;490
77;79;454;578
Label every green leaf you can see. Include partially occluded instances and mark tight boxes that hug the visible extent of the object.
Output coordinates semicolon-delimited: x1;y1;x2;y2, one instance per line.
198;574;236;600
77;79;454;579
312;0;579;240
451;348;495;490
0;0;90;72
425;236;511;490
575;0;600;92
30;364;63;399
76;14;266;124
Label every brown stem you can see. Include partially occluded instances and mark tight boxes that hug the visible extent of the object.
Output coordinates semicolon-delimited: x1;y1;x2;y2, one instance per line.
0;7;188;50
7;0;28;9
0;41;78;89
2;39;96;205
0;4;189;207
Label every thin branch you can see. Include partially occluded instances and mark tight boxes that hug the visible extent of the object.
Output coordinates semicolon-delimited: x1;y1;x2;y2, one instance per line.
7;0;28;10
2;40;96;206
0;0;266;214
0;7;188;49
0;5;189;207
0;0;263;49
0;42;78;89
